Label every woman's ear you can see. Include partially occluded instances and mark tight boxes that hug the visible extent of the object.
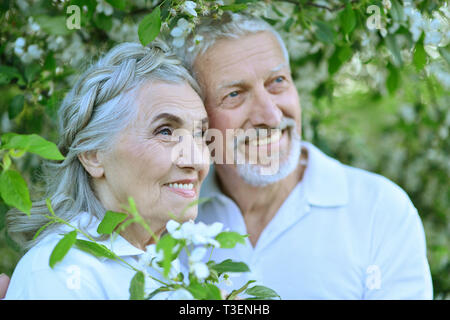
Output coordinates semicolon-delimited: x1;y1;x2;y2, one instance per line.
78;151;105;178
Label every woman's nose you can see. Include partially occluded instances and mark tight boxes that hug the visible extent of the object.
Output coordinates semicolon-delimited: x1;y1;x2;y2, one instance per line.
174;134;210;171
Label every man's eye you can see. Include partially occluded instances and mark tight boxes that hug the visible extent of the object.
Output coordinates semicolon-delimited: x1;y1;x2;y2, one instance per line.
228;91;239;98
274;76;284;83
156;127;173;136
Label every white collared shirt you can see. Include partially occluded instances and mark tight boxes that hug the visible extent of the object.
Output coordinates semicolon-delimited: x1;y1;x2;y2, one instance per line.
5;213;177;300
195;141;433;299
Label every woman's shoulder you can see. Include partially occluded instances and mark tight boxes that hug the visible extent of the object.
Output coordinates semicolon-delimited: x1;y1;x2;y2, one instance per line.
5;232;111;299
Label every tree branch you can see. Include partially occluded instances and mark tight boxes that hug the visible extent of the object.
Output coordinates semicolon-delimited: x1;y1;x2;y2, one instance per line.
276;0;359;12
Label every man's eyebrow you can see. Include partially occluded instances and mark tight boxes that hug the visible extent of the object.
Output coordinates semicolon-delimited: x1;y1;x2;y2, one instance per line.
152;112;184;125
271;62;288;73
218;80;246;90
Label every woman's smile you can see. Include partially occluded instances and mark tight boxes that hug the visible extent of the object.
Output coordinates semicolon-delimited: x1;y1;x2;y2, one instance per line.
163;179;198;198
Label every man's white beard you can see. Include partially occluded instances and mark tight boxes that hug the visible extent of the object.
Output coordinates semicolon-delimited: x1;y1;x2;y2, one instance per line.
236;119;302;187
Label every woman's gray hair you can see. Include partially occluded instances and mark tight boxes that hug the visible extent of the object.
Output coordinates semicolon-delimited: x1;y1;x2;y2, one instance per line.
177;11;289;77
7;40;201;250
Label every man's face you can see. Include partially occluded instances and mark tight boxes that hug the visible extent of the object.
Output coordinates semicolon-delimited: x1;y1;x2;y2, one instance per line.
193;31;301;178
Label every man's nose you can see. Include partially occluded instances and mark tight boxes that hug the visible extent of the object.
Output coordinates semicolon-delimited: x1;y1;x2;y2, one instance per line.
248;85;282;128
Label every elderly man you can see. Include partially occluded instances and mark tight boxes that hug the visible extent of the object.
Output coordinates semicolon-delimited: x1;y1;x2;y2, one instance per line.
177;12;433;299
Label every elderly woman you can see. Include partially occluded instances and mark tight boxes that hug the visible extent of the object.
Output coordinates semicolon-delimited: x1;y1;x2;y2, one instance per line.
4;41;210;299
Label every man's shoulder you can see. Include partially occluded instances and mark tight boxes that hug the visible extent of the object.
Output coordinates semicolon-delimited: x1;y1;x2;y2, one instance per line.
340;163;416;217
343;163;409;198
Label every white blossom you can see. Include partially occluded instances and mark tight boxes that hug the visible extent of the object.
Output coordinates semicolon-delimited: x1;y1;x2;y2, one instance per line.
137;244;163;271
47;36;66;51
96;0;114;16
189;247;207;263
167;288;194;300
424;18;442;45
187;34;204;52
108;20;139;42
170;18;191;48
27;44;44;60
404;6;424;42
191;261;209;280
14;37;26;56
182;1;197;17
28;17;40;33
382;0;392;11
166;219;223;247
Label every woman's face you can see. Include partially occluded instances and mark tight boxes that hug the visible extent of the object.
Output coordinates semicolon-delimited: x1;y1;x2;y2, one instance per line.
97;80;210;229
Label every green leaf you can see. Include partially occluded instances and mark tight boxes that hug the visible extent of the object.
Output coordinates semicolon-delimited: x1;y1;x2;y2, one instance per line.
0;170;32;215
261;17;278;26
2;153;11;171
315;21;336;44
0;65;23;85
203;283;222;300
245;285;280;299
49;230;77;268
74;239;117;260
34;16;72;36
386;64;400;95
33;220;55;241
0;133;64;160
187;279;207;299
44;53;56;71
390;0;405;22
215;231;246;248
271;4;284;17
8;94;25;119
283;18;294;32
0;201;9;230
413;35;427;71
24;64;41;84
438;45;450;66
210;259;250;275
97;210;128;235
93;13;113;31
340;3;356;35
385;34;403;67
106;0;126;10
219;4;248;12
156;233;177;277
227;280;255;300
138;7;161;46
129;271;145;300
146;287;169;300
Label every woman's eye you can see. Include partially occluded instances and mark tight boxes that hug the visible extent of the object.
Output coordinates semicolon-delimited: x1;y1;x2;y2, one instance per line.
274;76;284;83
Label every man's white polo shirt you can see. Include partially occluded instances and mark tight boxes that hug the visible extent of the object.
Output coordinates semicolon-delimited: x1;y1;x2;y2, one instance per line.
196;141;433;299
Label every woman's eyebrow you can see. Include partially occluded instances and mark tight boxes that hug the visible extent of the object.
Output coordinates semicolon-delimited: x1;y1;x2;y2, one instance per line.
152;112;184;125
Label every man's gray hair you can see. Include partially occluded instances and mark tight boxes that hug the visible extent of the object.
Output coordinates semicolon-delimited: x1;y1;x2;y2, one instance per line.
178;12;289;77
7;40;200;250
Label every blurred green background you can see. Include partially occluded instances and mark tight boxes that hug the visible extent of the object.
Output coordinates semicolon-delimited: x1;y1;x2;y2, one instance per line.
0;0;448;298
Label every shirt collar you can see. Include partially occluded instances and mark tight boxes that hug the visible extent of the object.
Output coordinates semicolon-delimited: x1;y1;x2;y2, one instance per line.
69;212;146;257
199;141;349;208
